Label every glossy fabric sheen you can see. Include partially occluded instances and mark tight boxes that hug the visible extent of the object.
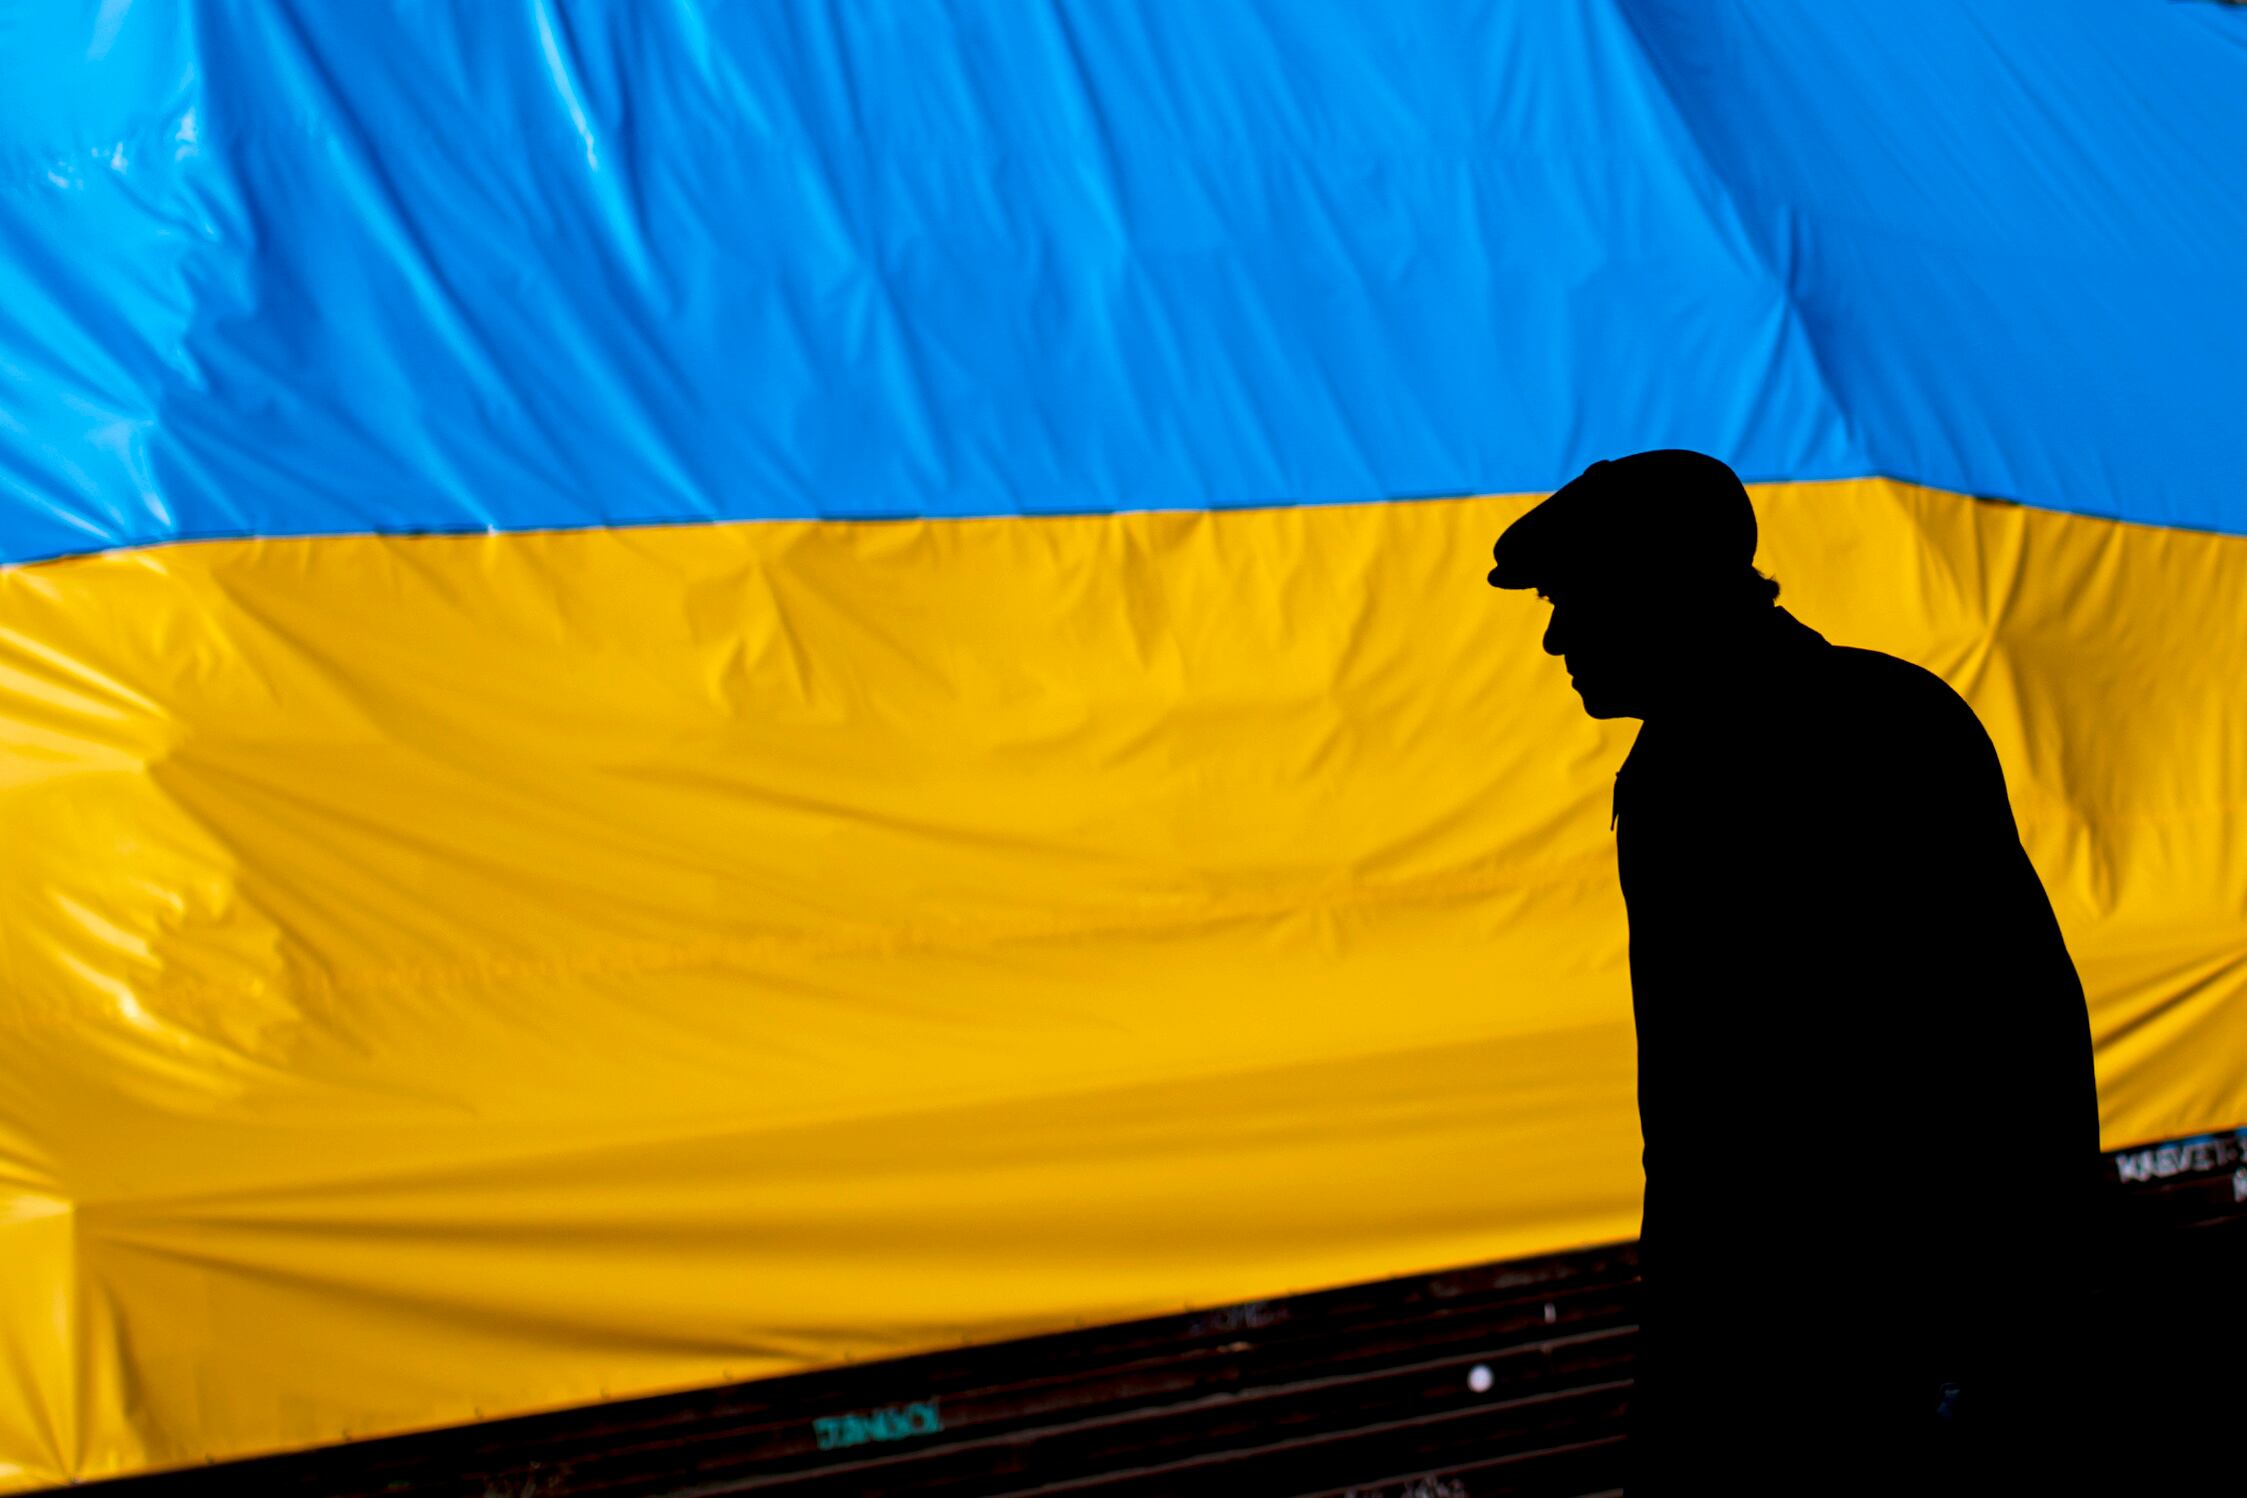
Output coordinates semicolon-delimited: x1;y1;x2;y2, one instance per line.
3;2;2246;565
1;479;2242;1485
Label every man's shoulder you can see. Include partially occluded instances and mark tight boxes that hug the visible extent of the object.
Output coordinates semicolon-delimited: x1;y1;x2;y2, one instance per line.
1810;643;1982;733
1794;642;2005;794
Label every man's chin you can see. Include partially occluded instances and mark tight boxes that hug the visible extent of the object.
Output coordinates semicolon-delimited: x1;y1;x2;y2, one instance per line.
1572;685;1637;720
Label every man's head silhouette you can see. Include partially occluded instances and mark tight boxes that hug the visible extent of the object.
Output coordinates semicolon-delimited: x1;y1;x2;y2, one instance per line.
1488;449;1779;720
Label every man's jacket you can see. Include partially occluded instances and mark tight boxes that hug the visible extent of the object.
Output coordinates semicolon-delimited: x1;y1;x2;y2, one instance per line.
1611;606;2099;1476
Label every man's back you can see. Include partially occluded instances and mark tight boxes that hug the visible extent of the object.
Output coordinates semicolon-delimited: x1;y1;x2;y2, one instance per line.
1613;607;2099;1484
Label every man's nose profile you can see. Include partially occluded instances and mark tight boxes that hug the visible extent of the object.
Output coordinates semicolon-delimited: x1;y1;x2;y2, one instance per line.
1486;450;2101;1496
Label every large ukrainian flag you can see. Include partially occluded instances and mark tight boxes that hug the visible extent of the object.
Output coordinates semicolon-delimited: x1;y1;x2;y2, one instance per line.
2;2;2243;1486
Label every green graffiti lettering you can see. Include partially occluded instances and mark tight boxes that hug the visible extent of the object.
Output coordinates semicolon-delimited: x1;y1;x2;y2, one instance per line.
811;1398;942;1451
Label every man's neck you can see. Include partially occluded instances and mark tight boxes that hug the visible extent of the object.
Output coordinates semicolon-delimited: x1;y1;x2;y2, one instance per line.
1639;604;1806;724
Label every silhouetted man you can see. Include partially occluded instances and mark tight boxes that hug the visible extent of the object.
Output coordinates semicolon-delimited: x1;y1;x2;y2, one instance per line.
1488;451;2099;1494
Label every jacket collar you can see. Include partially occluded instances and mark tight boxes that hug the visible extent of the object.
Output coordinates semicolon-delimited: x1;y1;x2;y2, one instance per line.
1610;606;1827;828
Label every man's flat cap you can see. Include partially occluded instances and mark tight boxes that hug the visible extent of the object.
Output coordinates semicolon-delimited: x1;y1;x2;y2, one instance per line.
1487;449;1758;591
